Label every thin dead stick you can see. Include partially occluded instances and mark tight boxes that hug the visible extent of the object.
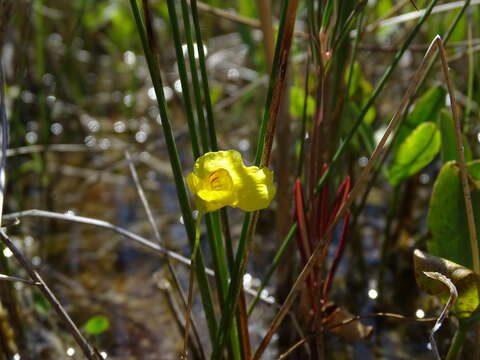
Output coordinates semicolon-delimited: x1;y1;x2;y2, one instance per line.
256;0;275;70
280;312;437;359
214;75;268;111
424;272;458;360
326;312;437;331
371;0;480;29
278;337;308;360
0;274;39;285
0;230;102;360
6;144;98;156
125;151;205;360
252;36;442;360
197;0;261;28
435;36;480;274
125;151;163;244
158;279;200;359
3;209;196;269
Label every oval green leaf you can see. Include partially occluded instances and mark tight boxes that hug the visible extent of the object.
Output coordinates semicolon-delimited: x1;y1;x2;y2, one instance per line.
427;160;480;269
388;122;441;186
393;86;446;150
84;315;110;335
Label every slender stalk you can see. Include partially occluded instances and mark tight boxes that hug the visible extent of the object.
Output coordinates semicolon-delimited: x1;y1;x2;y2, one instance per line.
180;0;209;153
190;0;219;150
183;214;202;357
160;281;203;360
256;0;275;70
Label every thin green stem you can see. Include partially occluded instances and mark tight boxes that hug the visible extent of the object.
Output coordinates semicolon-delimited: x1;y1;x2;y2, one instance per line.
165;0;201;158
180;0;210;153
190;0;219;150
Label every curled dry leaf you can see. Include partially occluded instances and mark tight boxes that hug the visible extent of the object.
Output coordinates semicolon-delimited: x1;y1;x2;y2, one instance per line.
323;303;373;341
414;249;480;317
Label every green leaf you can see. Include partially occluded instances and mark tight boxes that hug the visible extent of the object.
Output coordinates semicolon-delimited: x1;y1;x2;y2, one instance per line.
438;110;472;163
428;160;480;269
408;87;446;127
84;315;110;335
414;249;480;317
394;86;446;150
387;122;441;186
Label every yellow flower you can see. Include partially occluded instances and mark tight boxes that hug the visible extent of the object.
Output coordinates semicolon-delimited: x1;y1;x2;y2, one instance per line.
186;150;276;213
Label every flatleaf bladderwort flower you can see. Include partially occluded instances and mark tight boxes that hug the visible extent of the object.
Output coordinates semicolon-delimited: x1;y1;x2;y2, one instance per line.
186;150;276;213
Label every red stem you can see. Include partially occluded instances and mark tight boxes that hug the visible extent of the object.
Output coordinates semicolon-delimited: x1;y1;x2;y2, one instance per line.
322;211;351;302
294;179;316;311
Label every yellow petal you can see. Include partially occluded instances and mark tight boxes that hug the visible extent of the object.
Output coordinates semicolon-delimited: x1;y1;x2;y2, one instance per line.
193;150;244;178
197;169;235;212
186;150;276;213
233;166;276;212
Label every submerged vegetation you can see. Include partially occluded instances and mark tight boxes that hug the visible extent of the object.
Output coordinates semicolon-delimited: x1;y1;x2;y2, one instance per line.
1;0;480;359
